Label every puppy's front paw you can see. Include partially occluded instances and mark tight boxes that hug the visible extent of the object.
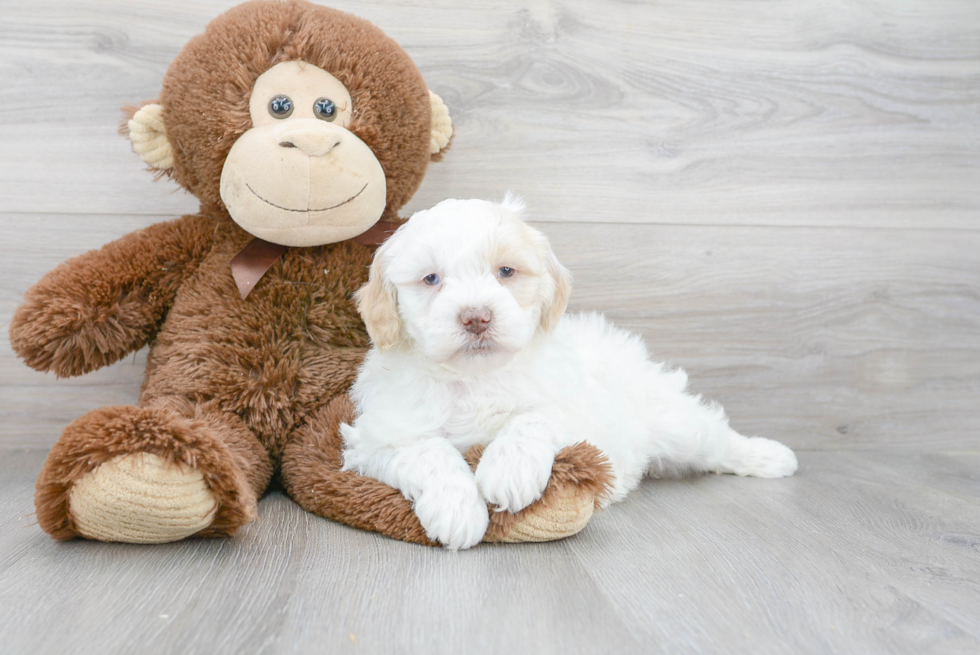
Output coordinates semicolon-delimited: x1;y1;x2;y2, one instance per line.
727;437;798;478
476;439;556;513
414;479;489;550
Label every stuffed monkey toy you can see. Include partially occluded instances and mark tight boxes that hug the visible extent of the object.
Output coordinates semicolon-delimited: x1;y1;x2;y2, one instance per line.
9;0;611;546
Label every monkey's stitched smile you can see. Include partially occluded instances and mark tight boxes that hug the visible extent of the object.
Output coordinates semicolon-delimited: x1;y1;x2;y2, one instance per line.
245;182;368;213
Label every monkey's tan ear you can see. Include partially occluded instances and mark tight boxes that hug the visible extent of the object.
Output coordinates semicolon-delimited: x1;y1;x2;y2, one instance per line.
126;103;174;170
355;252;401;350
429;91;453;157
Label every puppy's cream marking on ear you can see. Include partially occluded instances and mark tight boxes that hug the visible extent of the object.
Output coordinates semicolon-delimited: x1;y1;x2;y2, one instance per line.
429;91;453;155
539;241;572;333
355;249;401;350
127;103;174;170
499;199;571;333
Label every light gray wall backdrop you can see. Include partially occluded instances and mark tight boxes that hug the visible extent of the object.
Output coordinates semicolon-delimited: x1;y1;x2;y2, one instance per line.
2;0;977;451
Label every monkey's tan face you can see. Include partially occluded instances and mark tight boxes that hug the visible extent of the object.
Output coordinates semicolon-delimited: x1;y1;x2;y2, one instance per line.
219;61;387;247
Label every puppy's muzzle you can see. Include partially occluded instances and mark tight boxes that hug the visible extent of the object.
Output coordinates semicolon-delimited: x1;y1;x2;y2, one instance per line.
459;307;493;335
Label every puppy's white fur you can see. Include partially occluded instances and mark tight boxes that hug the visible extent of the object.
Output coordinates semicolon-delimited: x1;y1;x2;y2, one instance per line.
342;198;797;550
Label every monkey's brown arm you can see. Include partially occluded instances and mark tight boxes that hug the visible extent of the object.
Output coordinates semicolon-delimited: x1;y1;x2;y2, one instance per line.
9;215;215;378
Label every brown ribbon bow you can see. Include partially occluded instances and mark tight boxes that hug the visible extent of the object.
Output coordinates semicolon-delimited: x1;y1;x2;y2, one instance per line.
229;220;402;300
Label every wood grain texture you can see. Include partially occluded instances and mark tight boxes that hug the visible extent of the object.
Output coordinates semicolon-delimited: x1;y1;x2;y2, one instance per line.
1;1;978;653
568;451;980;655
1;450;978;655
0;0;977;227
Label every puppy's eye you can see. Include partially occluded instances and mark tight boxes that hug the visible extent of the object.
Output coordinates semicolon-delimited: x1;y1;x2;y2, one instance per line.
497;266;515;279
268;95;293;118
422;273;441;286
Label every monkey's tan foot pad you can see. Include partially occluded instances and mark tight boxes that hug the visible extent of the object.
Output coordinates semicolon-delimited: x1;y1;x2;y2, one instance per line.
68;453;217;544
468;441;615;544
485;488;596;543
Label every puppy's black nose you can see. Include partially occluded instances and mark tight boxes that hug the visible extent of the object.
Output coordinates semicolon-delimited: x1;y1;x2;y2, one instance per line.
460;308;493;335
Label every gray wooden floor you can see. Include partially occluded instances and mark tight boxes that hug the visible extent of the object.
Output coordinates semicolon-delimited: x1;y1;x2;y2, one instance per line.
1;1;978;653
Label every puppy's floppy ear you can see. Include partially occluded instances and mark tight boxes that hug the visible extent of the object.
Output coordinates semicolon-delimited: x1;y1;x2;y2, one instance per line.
508;202;572;334
355;248;400;350
538;240;572;333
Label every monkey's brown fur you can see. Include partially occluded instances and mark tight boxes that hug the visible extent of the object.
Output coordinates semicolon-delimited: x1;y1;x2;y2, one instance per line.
10;0;611;545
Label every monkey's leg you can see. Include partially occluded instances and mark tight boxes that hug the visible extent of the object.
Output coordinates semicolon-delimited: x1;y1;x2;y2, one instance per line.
35;398;272;543
281;395;436;545
280;394;613;546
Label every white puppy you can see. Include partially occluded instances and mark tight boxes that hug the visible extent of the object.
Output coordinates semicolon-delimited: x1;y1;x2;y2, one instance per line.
341;197;797;550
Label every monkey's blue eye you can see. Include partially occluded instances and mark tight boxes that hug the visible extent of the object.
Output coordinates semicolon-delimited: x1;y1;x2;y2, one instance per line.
268;95;293;118
314;97;337;121
423;273;441;286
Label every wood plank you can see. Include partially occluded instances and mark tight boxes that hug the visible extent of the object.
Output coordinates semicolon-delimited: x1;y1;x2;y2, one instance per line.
4;215;977;450
1;450;978;654
0;451;48;577
567;450;980;655
0;452;642;655
0;0;977;227
272;515;643;654
866;450;980;504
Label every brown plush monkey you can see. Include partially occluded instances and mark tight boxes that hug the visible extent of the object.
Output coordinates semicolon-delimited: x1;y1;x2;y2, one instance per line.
9;0;610;546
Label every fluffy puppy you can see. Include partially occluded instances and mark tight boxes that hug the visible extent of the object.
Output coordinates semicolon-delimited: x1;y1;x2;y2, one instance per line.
341;197;797;550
